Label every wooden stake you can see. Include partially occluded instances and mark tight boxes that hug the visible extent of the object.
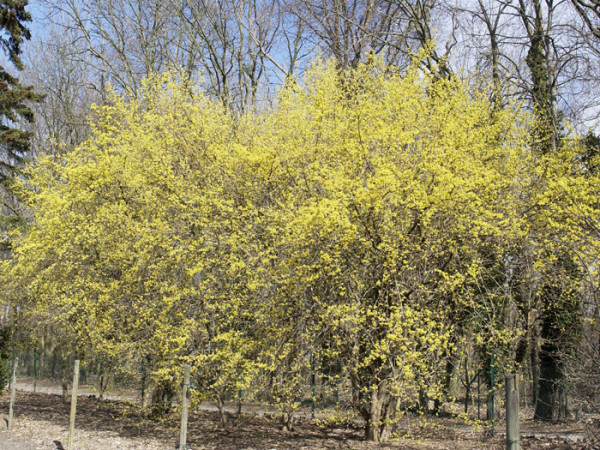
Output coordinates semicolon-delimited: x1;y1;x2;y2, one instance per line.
8;357;18;431
505;373;520;450
179;364;191;449
67;359;80;450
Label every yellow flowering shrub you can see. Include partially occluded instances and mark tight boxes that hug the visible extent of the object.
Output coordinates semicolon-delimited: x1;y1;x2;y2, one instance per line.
2;58;598;440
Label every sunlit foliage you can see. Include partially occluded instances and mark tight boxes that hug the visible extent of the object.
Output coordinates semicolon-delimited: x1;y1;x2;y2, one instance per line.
2;57;598;441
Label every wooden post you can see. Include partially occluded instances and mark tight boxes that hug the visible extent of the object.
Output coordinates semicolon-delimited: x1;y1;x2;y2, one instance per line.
505;373;520;450
67;359;80;450
490;352;495;436
8;357;18;431
33;350;38;393
179;364;191;449
140;359;146;408
477;369;481;421
310;353;315;420
335;360;341;406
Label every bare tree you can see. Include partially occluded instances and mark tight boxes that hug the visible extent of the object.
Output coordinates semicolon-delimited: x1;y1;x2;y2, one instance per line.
22;25;101;157
287;0;407;69
571;0;600;38
456;1;511;106
174;0;290;111
39;0;296;112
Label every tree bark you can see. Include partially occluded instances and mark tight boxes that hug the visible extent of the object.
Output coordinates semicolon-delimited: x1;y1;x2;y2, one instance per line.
434;357;454;414
534;315;561;420
530;342;539;408
281;409;294;432
217;396;228;428
366;389;382;442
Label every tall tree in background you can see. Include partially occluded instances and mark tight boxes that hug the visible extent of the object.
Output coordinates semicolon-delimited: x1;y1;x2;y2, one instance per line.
0;0;42;395
0;0;41;198
42;0;296;112
517;0;560;154
23;26;100;158
288;0;457;75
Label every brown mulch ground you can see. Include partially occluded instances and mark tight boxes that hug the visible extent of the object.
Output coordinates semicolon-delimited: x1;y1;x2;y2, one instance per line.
0;390;594;449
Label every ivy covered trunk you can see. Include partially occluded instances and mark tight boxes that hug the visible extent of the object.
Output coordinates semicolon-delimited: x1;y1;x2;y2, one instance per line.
534;317;561;420
0;327;10;395
534;255;581;421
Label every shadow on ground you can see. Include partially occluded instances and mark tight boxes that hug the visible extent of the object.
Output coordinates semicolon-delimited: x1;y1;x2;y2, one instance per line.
1;391;590;449
3;391;379;449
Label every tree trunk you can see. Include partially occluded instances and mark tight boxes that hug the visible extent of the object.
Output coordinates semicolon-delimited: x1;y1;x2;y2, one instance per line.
465;384;471;414
485;354;494;421
349;369;392;442
379;397;393;442
217;396;228;428
531;336;540;408
434;357;454;414
534;286;569;422
365;382;390;442
150;381;175;417
419;386;429;414
60;356;69;402
281;411;294;432
98;372;109;399
534;338;560;420
365;390;382;443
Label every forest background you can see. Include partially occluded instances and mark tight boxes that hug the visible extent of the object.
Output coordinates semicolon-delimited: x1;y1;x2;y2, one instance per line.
0;0;600;443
